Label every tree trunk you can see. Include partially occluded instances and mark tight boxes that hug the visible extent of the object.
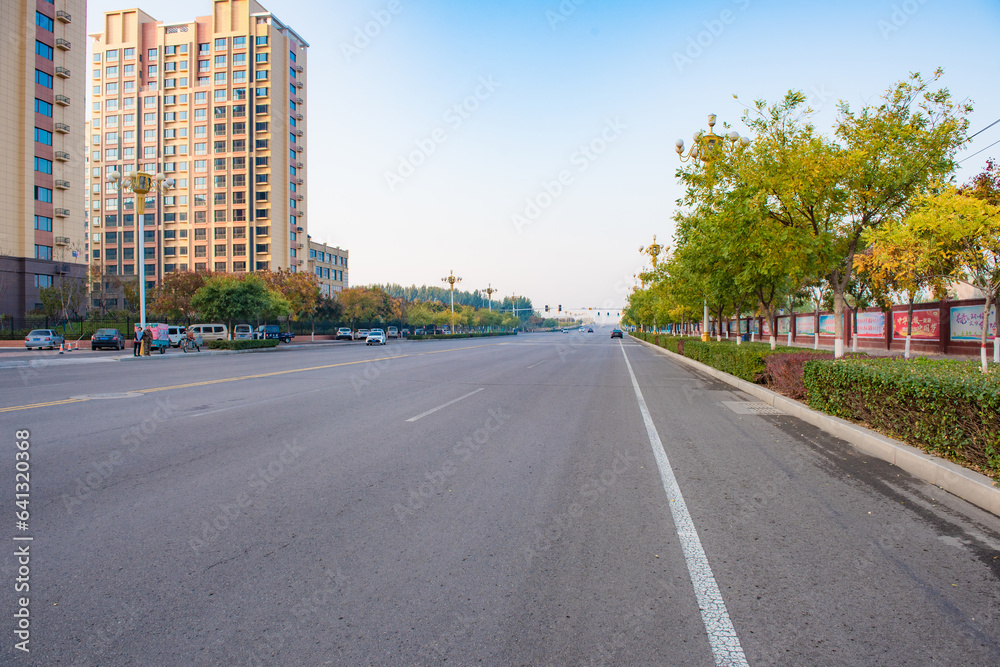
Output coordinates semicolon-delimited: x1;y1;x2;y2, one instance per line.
980;291;992;374
905;297;914;359
834;291;846;358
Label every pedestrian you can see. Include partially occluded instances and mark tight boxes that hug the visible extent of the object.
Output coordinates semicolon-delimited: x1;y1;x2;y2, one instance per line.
133;326;141;357
141;326;152;356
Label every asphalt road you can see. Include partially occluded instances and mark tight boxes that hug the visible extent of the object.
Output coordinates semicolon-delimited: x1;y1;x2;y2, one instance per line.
1;330;998;666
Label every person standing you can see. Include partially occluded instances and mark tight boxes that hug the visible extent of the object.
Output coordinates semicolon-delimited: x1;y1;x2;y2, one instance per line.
133;326;141;357
141;326;153;356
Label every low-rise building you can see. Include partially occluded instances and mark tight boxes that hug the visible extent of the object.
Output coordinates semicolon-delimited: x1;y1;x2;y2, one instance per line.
307;237;347;296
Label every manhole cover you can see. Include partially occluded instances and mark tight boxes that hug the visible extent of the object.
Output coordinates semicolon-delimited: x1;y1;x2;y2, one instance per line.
720;401;783;415
71;392;144;400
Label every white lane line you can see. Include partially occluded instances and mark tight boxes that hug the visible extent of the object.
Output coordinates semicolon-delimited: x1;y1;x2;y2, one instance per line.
620;342;748;667
526;360;546;369
406;387;485;423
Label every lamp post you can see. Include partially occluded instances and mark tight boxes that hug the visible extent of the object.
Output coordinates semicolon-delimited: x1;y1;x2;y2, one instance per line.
482;283;498;312
676;114;749;342
510;294;519;328
441;270;462;332
108;168;173;333
639;234;666;269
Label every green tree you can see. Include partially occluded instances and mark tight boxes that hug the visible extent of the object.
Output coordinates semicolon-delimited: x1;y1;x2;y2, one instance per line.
151;270;211;322
190;274;288;333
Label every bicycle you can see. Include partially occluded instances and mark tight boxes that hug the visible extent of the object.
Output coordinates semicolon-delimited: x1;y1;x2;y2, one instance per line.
181;337;200;353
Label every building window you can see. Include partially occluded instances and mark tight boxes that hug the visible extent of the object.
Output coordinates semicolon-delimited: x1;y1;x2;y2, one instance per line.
256;36;268;46
214;244;227;256
35;70;53;89
34;215;53;231
34;157;52;174
35;40;54;60
34;186;52;203
35;245;53;260
215;38;228;50
35;275;54;289
234;36;247;48
35;12;54;31
35;98;53;117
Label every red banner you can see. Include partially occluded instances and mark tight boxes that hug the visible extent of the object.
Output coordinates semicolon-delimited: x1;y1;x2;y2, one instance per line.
892;309;939;340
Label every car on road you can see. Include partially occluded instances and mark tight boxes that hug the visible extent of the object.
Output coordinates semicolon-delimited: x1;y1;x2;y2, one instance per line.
25;329;65;350
254;324;294;343
366;329;387;345
387;326;399;339
336;327;354;341
91;328;126;350
189;323;230;341
587;327;594;333
167;326;188;348
354;329;370;340
610;329;623;339
562;328;569;333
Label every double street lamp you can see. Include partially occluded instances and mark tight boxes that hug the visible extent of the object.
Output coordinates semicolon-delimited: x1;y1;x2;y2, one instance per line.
675;114;749;341
441;270;462;332
108;168;174;332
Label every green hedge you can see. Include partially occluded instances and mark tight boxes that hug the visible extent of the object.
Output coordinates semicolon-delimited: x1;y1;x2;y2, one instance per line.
207;339;280;350
804;358;1000;480
407;332;517;340
633;332;800;382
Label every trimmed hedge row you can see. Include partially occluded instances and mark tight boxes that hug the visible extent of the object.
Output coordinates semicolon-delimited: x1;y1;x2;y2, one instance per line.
207;339;280;350
633;331;999;480
804;358;1000;480
407;332;517;340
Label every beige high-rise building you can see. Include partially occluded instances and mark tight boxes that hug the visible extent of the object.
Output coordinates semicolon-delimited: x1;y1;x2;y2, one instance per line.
88;0;309;302
0;0;88;318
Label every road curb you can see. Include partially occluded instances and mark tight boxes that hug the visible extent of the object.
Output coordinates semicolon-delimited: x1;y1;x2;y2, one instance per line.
633;336;1000;518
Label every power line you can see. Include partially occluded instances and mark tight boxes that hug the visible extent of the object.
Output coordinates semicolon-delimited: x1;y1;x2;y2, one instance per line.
968;117;1000;141
958;137;1000;164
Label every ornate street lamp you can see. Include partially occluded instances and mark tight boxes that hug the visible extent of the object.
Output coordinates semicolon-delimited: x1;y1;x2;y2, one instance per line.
441;270;462;332
639;234;667;269
108;168;173;333
482;283;498;312
676;114;749;341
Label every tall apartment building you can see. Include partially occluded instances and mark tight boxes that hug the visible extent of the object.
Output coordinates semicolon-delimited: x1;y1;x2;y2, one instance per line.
307;237;348;297
87;0;308;299
0;0;88;317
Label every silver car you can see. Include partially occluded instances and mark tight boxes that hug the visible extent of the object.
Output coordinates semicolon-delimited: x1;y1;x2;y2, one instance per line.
25;329;65;350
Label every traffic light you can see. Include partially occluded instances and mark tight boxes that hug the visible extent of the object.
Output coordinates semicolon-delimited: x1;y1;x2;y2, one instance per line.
558;305;562;312
545;305;549;313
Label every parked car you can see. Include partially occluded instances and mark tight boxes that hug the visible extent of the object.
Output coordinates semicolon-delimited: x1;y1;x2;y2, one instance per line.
189;323;230;341
387;326;399;339
611;329;623;339
25;329;65;350
335;327;354;341
366;329;387;345
254;325;293;343
233;324;254;340
401;328;411;337
414;328;425;335
562;328;569;333
167;326;187;348
91;328;126;350
354;329;370;340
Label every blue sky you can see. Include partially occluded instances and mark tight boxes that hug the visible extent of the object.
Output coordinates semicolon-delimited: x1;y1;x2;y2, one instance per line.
88;0;1000;313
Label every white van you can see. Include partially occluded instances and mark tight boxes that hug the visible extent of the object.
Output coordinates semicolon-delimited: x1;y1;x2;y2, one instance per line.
188;323;229;341
233;324;253;340
167;326;187;347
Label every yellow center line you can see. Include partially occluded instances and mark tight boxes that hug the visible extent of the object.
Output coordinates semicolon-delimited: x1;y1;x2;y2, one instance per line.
2;340;511;412
1;398;90;413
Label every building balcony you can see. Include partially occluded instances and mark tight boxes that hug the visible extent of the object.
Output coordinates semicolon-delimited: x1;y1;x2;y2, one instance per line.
55;38;71;51
294;113;303;120
54;151;70;161
294;96;303;104
295;145;303;152
294;193;304;200
55;180;70;190
55;66;70;78
56;10;71;22
54;208;70;217
294;177;303;185
55;123;70;134
295;226;304;232
55;95;70;106
55;236;70;245
295;161;303;168
294;80;303;89
294;64;303;73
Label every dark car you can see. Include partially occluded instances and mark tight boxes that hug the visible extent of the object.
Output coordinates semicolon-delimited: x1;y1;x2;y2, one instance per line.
587;327;594;333
610;329;623;339
254;324;294;343
91;328;126;350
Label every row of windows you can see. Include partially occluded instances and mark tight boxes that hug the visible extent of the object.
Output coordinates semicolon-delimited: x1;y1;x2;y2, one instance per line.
309;250;348;267
314;267;345;281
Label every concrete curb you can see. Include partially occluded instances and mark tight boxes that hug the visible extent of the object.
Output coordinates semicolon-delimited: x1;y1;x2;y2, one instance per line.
633;336;1000;518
